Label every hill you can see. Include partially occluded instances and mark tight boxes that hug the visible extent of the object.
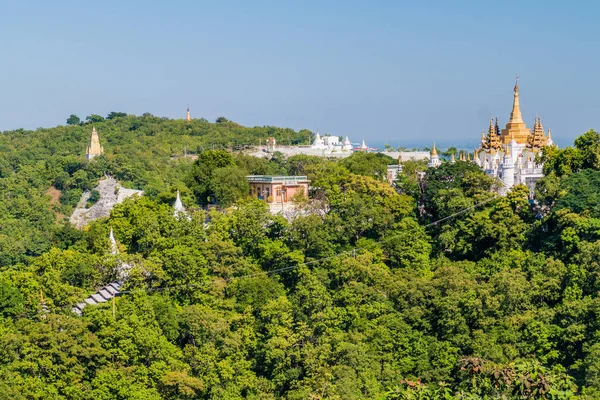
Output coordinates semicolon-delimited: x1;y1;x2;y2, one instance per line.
2;112;600;398
0;113;309;264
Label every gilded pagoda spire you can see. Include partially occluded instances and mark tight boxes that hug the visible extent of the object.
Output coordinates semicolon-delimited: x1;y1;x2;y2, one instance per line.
508;74;524;124
186;106;191;122
499;75;531;145
431;142;438;157
86;126;104;160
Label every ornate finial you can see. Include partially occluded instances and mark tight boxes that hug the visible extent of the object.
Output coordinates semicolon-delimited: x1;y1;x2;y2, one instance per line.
547;129;552;139
431;142;438;157
514;73;519;92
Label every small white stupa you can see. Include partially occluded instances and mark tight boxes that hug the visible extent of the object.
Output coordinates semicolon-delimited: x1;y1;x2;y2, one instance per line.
173;190;191;220
109;226;118;255
343;136;353;151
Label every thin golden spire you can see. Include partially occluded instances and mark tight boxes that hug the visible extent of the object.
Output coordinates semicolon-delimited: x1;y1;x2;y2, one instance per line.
431;142;438;157
508;75;524;124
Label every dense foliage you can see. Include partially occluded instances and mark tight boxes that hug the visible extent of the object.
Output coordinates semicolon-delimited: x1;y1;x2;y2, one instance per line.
1;114;600;398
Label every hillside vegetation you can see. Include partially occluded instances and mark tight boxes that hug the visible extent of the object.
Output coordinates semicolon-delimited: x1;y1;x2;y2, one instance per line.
2;113;600;399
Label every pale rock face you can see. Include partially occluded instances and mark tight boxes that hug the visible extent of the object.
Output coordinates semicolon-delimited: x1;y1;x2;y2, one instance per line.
70;176;143;228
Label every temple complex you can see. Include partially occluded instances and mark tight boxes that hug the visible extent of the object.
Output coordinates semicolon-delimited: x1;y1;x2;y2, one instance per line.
311;131;354;152
85;127;104;160
424;77;556;196
477;77;554;194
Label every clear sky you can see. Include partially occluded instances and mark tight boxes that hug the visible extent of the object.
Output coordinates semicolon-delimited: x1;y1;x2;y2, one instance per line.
0;0;598;147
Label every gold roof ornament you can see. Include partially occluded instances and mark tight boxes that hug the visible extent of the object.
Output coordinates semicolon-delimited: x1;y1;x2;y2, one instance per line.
527;115;547;149
509;74;524;123
431;142;438;157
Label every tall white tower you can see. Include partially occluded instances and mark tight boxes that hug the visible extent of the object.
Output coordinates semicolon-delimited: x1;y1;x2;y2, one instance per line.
501;146;514;191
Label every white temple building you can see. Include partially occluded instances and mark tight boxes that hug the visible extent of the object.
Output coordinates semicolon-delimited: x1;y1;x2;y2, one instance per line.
427;78;555;196
477;78;553;194
428;143;441;168
311;131;355;152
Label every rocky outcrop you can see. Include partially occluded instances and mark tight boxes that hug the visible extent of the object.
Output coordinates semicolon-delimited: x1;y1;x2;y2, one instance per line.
70;176;143;228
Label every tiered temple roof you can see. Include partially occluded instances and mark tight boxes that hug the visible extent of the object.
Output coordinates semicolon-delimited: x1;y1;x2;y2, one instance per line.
480;76;552;153
482;117;502;151
527;116;547;148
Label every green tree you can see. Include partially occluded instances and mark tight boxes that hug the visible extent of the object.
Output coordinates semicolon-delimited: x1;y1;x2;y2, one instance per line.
86;114;105;123
341;152;394;181
210;166;249;207
66;114;81;125
187;150;235;205
0;282;25;318
106;111;127;120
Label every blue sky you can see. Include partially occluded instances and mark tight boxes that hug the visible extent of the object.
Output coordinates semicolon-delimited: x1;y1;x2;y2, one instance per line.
0;0;598;147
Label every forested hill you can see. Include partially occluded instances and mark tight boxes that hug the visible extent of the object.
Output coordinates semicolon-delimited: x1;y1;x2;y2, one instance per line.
3;112;600;398
0;113;309;264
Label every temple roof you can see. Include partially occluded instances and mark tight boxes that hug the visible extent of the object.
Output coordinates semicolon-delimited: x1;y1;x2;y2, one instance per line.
430;142;438;157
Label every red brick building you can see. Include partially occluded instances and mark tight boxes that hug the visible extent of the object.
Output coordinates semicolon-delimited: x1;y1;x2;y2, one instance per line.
246;175;309;203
